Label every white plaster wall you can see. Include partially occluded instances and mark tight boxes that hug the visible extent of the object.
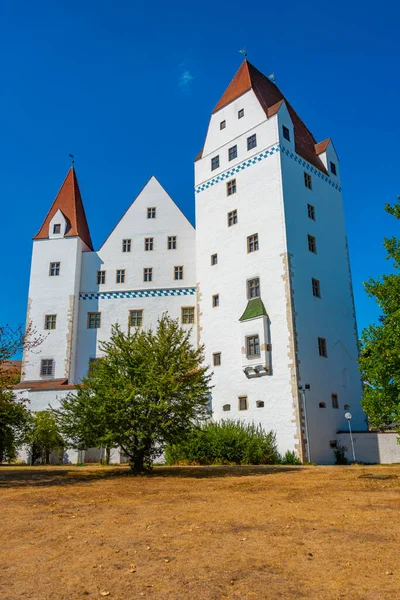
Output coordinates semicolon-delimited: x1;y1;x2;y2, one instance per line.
337;432;400;464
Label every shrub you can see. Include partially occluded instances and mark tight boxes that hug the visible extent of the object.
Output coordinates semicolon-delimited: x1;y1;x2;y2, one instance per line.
165;420;280;466
334;444;349;465
281;450;302;465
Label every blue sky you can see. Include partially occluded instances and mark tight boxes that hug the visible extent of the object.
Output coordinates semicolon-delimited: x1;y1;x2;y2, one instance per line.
1;0;399;336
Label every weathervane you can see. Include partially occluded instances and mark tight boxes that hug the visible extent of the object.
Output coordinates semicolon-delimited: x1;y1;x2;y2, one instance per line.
69;153;75;166
239;48;247;59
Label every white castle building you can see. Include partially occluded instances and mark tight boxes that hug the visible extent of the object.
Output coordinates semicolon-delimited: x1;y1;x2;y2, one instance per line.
16;60;368;464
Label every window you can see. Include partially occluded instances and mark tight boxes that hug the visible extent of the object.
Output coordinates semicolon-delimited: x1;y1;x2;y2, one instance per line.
49;262;60;276
304;172;312;189
168;236;177;250
147;207;156;219
319;402;326;408
247;277;260;298
223;404;231;411
330;161;337;175
246;335;260;357
44;315;56;330
308;204;315;220
238;396;248;410
129;310;143;327
318;337;327;358
308;234;317;254
143;268;153;282
238;108;244;119
40;359;54;377
181;307;195;324
331;394;339;409
247;134;257;150
122;239;131;252
247;233;259;253
228;145;237;161
174;266;184;280
211;253;218;266
312;278;321;298
220;120;226;130
227;209;238;226
116;269;125;283
227;179;236;196
256;400;265;408
213;352;221;366
53;224;61;234
88;312;101;329
282;125;290;141
212;294;219;307
97;270;106;285
211;155;220;171
145;237;154;251
329;440;338;448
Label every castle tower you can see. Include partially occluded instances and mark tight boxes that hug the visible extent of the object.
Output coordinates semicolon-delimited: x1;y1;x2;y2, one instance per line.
20;167;92;406
195;60;367;463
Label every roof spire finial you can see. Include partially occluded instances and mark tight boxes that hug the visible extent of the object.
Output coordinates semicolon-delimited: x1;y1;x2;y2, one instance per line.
239;47;247;59
69;153;75;166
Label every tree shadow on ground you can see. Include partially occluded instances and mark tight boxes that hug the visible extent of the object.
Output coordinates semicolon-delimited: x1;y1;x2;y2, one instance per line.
0;464;303;489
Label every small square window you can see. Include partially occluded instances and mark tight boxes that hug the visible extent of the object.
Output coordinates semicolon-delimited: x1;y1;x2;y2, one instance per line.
331;394;339;409
212;294;219;307
147;207;156;219
247;134;257;150
307;204;316;221
213;352;221;366
145;237;154;251
223;403;231;411
246;335;260;358
256;400;265;408
211;155;220;171
129;310;143;327
220;120;226;130
247;233;259;253
181;307;195;324
211;253;218;266
122;239;131;252
168;236;177;250
53;224;61;234
247;277;260;298
319;402;326;408
174;266;184;280
282;126;290;141
143;268;153;282
304;172;312;189
44;314;57;330
238;109;244;119
116;269;125;283
318;337;327;358
308;234;317;254
227;209;238;227
330;161;337;175
88;312;101;329
49;262;60;276
312;278;321;298
228;145;237;161
227;179;236;196
97;270;106;285
40;359;54;377
238;396;248;410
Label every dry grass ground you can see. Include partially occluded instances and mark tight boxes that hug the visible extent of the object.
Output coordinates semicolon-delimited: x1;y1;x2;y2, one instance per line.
0;465;399;600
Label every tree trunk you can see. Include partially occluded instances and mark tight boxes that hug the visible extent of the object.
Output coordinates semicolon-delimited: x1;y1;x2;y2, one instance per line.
129;451;149;475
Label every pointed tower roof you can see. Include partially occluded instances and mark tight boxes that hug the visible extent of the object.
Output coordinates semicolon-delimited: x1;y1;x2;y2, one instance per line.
34;168;93;249
210;60;327;174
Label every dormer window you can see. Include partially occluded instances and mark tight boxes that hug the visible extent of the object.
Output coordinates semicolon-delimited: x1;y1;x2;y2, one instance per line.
53;224;61;234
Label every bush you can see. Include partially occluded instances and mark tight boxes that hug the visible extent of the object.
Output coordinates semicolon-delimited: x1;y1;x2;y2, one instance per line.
334;444;349;465
165;420;280;466
281;450;302;465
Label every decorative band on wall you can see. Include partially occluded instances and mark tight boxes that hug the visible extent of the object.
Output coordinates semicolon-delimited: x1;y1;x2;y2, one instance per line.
195;143;341;194
80;287;196;300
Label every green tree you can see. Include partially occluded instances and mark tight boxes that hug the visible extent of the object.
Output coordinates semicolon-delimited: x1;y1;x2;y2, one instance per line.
27;410;65;465
56;315;212;474
359;199;400;431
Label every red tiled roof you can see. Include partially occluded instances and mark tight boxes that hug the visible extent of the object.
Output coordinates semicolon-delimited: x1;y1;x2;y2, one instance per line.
14;379;76;391
194;148;204;162
1;360;22;373
33;167;93;250
315;138;331;154
204;60;328;174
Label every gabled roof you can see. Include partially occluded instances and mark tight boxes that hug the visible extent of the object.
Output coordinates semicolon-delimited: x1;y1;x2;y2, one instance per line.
201;60;327;174
34;167;93;250
315;138;331;154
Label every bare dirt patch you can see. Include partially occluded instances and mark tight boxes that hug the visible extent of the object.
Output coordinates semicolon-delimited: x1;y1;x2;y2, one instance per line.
0;465;399;599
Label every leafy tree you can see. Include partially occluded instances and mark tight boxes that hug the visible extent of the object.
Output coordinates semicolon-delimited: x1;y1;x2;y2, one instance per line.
359;199;400;431
55;315;212;474
27;410;65;465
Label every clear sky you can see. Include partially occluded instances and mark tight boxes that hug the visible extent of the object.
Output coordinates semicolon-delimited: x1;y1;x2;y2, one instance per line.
1;0;399;336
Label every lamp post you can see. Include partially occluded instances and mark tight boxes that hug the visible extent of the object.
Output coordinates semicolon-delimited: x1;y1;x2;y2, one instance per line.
299;385;311;462
345;412;356;463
